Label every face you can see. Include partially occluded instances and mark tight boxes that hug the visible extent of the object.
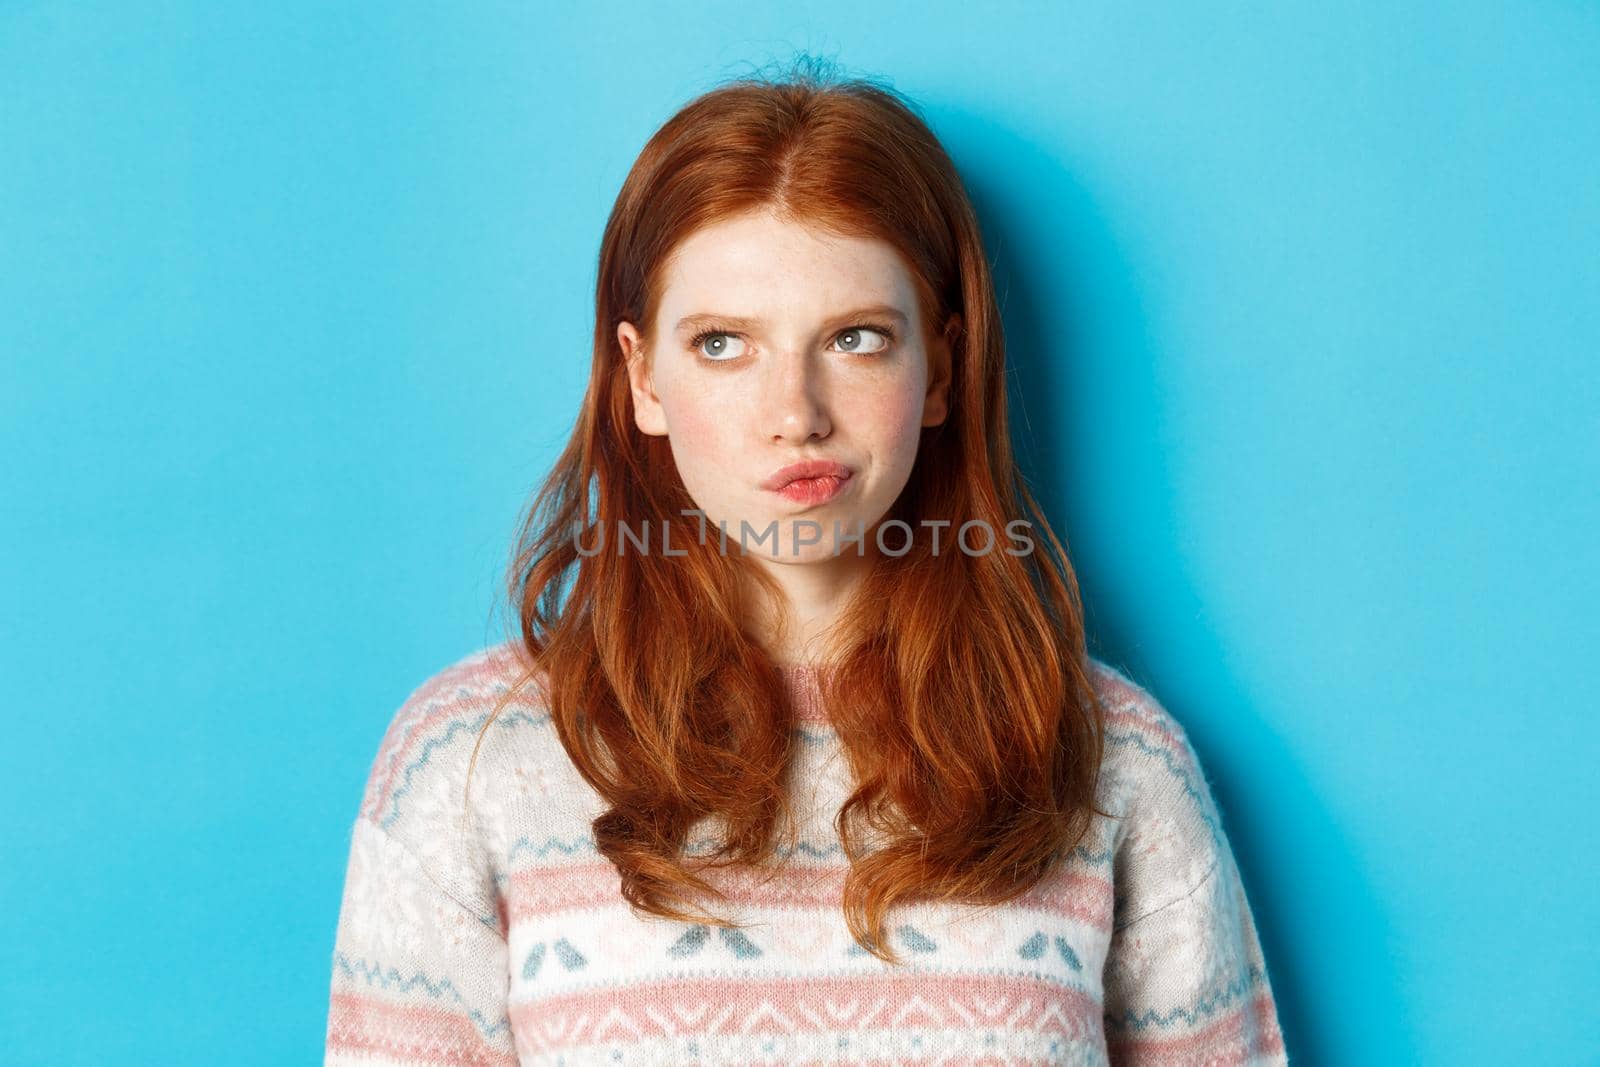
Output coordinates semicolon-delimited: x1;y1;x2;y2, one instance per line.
618;207;953;569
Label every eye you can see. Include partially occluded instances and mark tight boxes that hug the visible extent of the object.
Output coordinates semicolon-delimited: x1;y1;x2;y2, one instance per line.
830;324;895;355
689;331;749;361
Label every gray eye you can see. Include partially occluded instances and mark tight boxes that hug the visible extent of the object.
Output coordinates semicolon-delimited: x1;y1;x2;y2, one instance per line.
697;334;748;360
833;328;890;354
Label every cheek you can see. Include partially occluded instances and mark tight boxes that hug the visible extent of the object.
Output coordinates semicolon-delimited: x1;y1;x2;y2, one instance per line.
664;403;716;451
860;377;929;458
657;386;735;483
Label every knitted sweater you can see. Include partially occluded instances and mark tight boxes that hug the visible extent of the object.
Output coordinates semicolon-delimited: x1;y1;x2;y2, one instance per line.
324;641;1286;1066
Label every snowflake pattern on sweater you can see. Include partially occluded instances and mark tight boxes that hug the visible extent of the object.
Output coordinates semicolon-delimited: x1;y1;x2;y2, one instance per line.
325;641;1286;1065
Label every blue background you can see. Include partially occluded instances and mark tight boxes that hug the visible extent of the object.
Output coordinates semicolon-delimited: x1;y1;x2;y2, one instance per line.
3;3;1596;1064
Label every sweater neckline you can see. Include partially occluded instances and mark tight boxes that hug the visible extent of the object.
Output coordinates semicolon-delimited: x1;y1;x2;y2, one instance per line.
777;663;833;726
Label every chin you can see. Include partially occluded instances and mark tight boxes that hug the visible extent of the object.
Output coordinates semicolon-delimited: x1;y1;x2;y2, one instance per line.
780;512;870;557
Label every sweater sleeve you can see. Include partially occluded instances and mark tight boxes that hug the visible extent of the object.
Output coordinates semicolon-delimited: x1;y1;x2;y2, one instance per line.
325;646;530;1065
324;816;517;1066
1095;668;1287;1065
1103;846;1285;1065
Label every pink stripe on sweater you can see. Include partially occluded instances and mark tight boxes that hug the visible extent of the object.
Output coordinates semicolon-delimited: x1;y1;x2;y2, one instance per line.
327;991;514;1066
1106;989;1285;1065
1088;663;1146;707
509;970;1102;1054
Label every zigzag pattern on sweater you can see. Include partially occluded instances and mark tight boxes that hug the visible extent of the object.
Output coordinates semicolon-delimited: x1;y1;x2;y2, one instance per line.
1104;728;1226;848
1109;963;1275;1032
497;833;1116;872
332;953;512;1042
506;971;1106;1057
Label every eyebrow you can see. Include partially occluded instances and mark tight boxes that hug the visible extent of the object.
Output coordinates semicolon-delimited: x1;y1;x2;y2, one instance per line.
673;304;911;336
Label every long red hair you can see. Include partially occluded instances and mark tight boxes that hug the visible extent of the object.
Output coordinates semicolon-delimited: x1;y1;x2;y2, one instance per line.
472;57;1107;966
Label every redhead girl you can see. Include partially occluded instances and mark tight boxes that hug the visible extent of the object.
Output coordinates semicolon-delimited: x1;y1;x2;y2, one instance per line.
325;59;1286;1066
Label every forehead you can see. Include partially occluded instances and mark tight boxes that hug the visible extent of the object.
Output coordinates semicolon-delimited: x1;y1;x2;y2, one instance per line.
654;209;917;321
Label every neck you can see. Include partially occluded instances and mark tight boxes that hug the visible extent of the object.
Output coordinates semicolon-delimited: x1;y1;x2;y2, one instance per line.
743;550;871;667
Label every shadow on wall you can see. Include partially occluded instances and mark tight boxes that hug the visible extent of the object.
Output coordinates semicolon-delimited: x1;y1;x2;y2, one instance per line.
936;104;1410;1066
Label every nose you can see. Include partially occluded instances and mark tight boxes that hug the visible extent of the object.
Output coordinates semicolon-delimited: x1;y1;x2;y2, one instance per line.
763;349;832;444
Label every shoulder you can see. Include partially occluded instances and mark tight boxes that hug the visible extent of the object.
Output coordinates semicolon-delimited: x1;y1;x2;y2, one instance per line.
1086;656;1232;925
1087;657;1212;795
354;639;551;849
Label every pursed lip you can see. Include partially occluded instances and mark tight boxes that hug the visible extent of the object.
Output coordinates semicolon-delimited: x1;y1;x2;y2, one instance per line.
760;459;854;490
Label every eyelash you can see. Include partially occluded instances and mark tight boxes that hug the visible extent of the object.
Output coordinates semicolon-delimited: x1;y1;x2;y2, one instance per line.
687;322;898;361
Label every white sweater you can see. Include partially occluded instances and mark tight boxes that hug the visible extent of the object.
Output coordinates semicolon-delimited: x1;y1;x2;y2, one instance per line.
325;640;1286;1065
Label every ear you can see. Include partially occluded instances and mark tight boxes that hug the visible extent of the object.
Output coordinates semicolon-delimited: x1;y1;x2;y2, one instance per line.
618;320;668;436
921;312;959;428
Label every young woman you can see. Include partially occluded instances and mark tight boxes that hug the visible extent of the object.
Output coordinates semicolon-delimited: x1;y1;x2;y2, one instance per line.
325;61;1286;1066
